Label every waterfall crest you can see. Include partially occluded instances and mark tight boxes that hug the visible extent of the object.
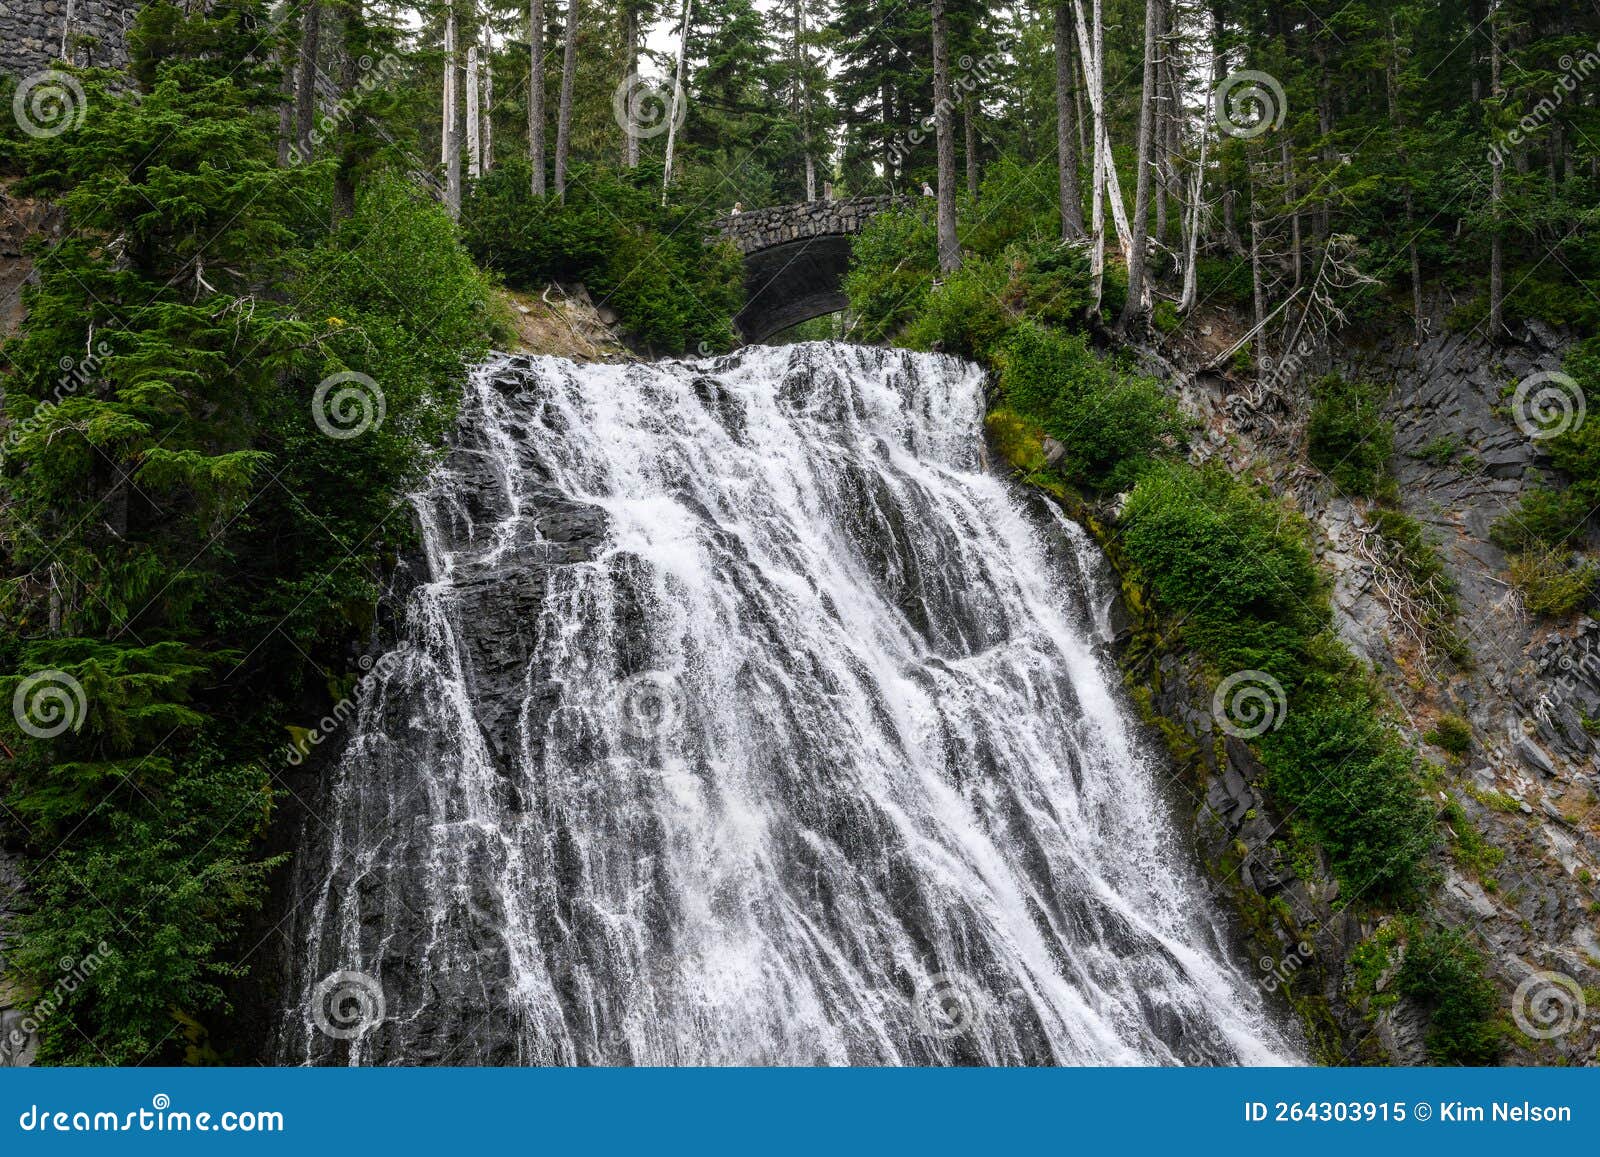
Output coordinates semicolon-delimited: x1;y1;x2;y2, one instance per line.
277;342;1299;1066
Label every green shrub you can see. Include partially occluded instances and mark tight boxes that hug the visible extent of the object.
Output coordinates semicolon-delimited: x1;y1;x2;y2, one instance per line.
1397;927;1502;1064
1507;548;1600;616
0;12;498;1061
1306;375;1394;496
1006;239;1098;328
904;254;1016;362
994;323;1181;490
842;207;938;343
1415;434;1463;467
958;155;1063;254
1257;671;1434;896
1426;713;1473;756
1122;464;1433;896
460;158;741;355
1491;485;1594;551
1195;255;1255;308
1120;464;1325;678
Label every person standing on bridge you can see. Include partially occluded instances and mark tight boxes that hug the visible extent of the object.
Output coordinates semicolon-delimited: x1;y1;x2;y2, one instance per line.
731;202;743;215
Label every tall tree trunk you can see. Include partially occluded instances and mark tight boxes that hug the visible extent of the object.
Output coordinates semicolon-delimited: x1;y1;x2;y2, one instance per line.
1488;0;1505;341
622;3;639;166
662;0;692;203
1120;0;1160;329
294;0;323;159
554;0;579;198
794;0;816;199
1248;168;1267;370
1281;134;1301;289
1088;0;1105;306
332;0;362;221
1071;0;1134;264
1054;2;1084;239
1178;102;1210;312
277;46;295;167
444;2;461;218
1387;15;1422;344
467;45;482;178
931;0;961;273
964;100;979;198
481;23;494;173
528;0;546;194
881;81;896;184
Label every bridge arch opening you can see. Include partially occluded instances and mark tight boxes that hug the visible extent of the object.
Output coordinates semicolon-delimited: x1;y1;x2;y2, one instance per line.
712;196;908;344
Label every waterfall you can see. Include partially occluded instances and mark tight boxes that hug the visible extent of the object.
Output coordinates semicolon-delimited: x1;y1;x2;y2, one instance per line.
277;342;1300;1066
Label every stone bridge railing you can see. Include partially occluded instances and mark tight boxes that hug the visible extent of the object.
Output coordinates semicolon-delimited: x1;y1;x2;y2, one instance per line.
710;194;912;255
0;0;140;80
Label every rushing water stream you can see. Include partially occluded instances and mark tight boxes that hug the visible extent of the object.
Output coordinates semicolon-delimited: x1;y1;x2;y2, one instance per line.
277;342;1299;1066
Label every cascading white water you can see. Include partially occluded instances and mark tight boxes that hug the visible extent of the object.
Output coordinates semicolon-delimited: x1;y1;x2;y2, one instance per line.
278;342;1300;1066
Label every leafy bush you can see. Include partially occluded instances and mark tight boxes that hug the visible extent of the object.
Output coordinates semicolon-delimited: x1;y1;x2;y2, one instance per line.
461;158;741;355
1491;486;1593;551
1426;713;1473;756
904;254;1016;362
993;323;1180;490
1006;240;1099;329
1306;375;1394;496
842;207;938;343
1507;548;1600;616
1120;464;1325;678
1257;672;1434;897
1195;255;1256;308
1122;464;1433;896
1397;927;1502;1064
0;8;497;1062
1490;344;1600;550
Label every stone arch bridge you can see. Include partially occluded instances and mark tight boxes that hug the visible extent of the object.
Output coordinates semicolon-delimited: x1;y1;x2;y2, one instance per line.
711;195;911;343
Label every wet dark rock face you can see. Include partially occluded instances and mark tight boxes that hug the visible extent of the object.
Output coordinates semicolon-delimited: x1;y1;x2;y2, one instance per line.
273;344;1297;1067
